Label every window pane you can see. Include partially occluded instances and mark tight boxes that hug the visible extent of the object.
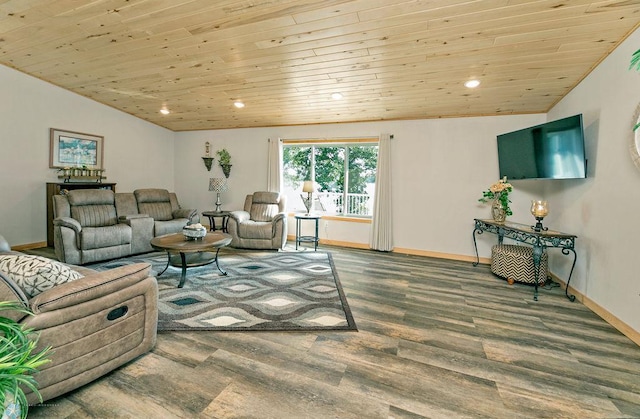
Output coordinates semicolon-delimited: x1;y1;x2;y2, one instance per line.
282;142;378;217
283;146;311;212
315;146;344;214
347;145;378;216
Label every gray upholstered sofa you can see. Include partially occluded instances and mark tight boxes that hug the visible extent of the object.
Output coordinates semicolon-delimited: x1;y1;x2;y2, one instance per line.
53;188;197;265
0;234;158;405
227;191;287;250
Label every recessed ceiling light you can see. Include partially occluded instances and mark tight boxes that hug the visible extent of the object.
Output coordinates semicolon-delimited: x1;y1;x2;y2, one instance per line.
464;79;481;88
234;101;245;108
331;92;343;100
160;108;170;115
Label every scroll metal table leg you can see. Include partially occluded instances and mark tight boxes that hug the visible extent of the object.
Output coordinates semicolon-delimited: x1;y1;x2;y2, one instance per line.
214;248;227;276
178;252;187;288
562;248;577;302
472;228;483;266
157;251;171;276
532;245;544;301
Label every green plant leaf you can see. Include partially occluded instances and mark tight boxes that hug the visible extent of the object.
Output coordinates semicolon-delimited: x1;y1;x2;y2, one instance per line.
215;149;231;165
630;49;640;72
478;180;513;217
0;301;51;418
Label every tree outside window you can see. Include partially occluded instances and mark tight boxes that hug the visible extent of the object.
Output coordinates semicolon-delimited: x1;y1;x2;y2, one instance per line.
283;142;378;216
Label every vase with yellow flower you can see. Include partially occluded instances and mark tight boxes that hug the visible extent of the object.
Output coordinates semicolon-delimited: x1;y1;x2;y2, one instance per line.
478;177;513;222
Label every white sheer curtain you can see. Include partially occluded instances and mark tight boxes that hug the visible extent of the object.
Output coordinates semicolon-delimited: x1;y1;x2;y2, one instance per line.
267;138;283;192
369;133;393;251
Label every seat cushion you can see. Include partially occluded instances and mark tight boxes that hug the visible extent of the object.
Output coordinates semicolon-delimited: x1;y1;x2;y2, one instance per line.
134;188;171;203
68;189;115;206
249;204;279;222
68;189;118;227
252;191;280;204
238;220;273;240
0;254;84;297
154;218;189;236
138;202;173;221
71;204;118;227
249;192;281;222
80;224;132;250
135;189;174;221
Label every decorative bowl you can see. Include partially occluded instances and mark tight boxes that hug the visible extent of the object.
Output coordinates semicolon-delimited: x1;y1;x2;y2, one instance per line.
182;224;207;240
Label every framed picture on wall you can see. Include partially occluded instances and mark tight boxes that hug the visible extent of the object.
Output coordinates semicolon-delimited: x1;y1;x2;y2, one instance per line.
49;128;104;169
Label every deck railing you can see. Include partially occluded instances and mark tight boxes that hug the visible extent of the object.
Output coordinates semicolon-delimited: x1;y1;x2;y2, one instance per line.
317;192;372;216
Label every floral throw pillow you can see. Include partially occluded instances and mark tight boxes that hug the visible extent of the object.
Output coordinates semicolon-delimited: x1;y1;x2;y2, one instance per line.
0;254;83;298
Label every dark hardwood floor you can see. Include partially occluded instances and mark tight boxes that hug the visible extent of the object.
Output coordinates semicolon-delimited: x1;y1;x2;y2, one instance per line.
28;246;640;418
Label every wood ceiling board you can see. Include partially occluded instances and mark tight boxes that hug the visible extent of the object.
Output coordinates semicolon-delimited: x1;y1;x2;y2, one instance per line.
291;0;395;24
2;0;640;131
424;0;594;30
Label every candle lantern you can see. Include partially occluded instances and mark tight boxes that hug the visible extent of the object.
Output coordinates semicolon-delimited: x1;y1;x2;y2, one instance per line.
530;200;549;232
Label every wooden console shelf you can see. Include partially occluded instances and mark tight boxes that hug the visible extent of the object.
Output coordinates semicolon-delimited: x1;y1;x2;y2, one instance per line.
46;182;116;247
57;175;106;182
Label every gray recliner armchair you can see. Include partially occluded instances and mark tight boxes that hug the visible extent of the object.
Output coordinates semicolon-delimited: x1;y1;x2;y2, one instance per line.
227;191;287;250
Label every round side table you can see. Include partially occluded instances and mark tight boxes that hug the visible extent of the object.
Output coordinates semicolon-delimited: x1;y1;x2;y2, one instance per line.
295;214;320;251
202;210;231;233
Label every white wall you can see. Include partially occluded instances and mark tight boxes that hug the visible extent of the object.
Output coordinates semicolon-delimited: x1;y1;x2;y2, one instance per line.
174;115;546;257
546;28;640;332
0;65;175;246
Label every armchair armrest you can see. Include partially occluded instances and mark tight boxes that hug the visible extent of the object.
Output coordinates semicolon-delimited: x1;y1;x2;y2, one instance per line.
229;210;250;223
0;271;30;321
173;208;197;221
53;217;82;233
120;215;154;254
28;263;152;314
273;212;287;223
118;214;150;222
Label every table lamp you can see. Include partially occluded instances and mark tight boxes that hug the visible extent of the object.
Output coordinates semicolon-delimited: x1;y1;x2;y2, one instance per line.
301;180;314;215
530;200;549;232
209;178;228;212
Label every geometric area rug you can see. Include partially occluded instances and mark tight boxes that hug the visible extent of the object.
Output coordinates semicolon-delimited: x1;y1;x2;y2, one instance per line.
88;250;357;332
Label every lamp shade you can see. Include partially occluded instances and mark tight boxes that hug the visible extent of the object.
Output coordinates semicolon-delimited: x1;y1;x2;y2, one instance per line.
209;178;228;192
302;180;314;193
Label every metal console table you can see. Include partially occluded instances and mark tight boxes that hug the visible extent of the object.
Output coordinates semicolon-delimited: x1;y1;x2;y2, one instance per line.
472;219;578;302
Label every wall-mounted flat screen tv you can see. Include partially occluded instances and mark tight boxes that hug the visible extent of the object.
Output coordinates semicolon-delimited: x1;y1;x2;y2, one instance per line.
497;114;587;180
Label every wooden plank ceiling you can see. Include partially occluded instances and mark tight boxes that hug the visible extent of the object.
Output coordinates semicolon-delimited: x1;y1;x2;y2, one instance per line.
1;0;640;132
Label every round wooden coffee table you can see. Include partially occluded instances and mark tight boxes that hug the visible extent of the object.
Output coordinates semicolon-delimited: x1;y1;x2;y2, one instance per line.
150;232;232;288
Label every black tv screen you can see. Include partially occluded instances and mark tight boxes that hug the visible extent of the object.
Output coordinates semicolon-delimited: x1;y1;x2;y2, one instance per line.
497;114;587;180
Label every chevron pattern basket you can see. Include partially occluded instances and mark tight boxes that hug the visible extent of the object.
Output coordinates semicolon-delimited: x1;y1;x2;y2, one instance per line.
491;244;548;285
